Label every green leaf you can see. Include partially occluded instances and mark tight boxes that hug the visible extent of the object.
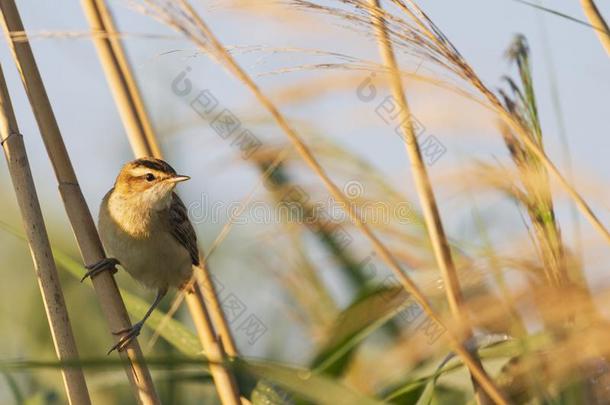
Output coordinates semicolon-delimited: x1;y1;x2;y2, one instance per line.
383;382;426;404
310;286;411;375
24;390;60;405
1;371;24;404
0;221;203;359
0;221;388;404
237;359;385;405
1;357;383;405
384;334;515;404
414;380;435;405
251;379;295;405
429;385;467;405
420;334;509;403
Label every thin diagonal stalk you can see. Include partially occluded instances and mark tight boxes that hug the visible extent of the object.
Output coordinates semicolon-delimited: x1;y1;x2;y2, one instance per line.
83;0;238;357
365;1;492;403
144;2;508;403
0;64;91;405
81;0;238;356
0;1;160;403
146;148;294;355
580;0;610;56
80;1;241;402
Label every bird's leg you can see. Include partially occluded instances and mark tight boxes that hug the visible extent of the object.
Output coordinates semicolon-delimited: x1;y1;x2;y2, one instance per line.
81;257;120;282
108;287;168;354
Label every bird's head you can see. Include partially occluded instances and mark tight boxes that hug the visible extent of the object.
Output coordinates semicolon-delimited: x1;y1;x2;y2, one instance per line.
113;158;190;210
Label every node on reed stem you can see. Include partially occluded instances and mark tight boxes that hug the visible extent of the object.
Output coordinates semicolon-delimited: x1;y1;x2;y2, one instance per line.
80;2;241;403
0;63;91;405
0;1;160;402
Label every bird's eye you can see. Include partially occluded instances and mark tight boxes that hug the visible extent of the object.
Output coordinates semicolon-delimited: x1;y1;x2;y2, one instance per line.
145;173;155;182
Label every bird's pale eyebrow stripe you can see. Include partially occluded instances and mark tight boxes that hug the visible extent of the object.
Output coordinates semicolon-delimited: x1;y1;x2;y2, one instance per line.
129;167;160;178
133;159;176;174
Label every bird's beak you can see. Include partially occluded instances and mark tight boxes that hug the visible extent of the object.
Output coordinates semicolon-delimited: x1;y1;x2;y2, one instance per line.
166;175;191;183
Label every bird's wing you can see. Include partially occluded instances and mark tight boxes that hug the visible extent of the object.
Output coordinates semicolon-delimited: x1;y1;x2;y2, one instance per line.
169;193;200;266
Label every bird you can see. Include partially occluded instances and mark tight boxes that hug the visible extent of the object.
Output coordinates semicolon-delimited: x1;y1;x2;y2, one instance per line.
83;157;199;352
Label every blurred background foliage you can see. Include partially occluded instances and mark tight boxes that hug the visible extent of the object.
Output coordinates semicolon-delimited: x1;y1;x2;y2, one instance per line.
0;0;609;404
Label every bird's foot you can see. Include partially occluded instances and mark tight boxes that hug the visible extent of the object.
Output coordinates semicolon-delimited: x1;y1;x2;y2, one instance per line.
81;257;119;282
107;321;143;354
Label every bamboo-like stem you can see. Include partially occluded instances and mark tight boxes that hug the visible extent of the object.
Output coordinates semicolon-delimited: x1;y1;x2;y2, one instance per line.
194;260;238;356
0;2;160;404
80;0;161;157
79;1;240;400
364;2;492;403
149;2;508;403
185;288;241;405
0;64;91;405
580;0;610;57
366;0;461;328
80;0;238;357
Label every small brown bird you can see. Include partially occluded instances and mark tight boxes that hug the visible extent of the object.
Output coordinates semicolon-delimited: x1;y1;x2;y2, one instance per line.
84;158;198;352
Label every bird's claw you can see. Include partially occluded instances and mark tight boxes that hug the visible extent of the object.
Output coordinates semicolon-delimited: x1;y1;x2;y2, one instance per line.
107;322;143;354
81;257;120;282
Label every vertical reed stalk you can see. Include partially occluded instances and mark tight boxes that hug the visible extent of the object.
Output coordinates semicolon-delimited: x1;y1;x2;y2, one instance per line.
82;0;238;356
194;261;238;356
365;2;493;403
80;1;241;401
0;1;160;403
186;289;241;405
81;0;238;356
0;64;91;405
148;2;508;403
80;0;161;157
580;0;610;56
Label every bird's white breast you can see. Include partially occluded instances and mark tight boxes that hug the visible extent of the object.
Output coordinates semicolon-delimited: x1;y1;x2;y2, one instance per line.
98;191;192;290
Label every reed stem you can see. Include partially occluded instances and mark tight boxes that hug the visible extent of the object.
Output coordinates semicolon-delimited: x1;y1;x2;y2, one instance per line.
150;2;508;403
194;261;238;356
365;1;495;403
580;0;610;56
0;1;160;403
80;0;161;157
79;1;240;401
185;289;241;405
0;64;91;405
